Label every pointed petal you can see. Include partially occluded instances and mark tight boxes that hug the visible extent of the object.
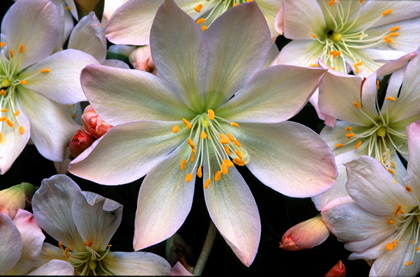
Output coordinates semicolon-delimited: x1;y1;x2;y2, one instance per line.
104;0;162;45
405;122;420;198
19;49;99;105
150;0;207;112
256;0;282;38
72;191;122;250
18;88;79;162
27;259;74;276
31;175;85;250
233;121;337;197
273;40;325;67
0;213;21;274
81;64;191;126
133;140;194;250
204;166;260;266
70;120;187;185
8;210;45;275
2;0;59;69
345;156;417;216
203;2;272;108
216;65;326;123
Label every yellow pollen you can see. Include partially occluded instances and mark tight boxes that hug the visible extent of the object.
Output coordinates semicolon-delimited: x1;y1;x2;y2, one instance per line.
328;0;336;6
0;90;5;97
233;139;241;147
233;158;245;166
196;18;205;24
405;261;413;266
40;68;51;73
6;119;13;128
13;110;20;116
227;133;235;142
200;131;207;139
360;0;364;3
180;159;187;170
221;163;228;175
215;171;221;181
18;45;24;53
389;219;395;224
19;80;27;85
393;240;398;247
84;241;93;247
0;116;6;121
206;109;215;120
9;49;14;58
235;150;243;159
382;9;392;16
233;3;238;6
201;25;207;31
188;137;195;148
390;162;396;168
345;126;353;131
390;26;400;32
394;205;403;217
310;63;319;67
329;50;341;58
18;126;25;134
65;6;71;10
353;102;361;109
385;97;396;101
224;159;234;167
0;133;2;142
185;173;194;182
376;80;380;90
230;122;239;127
1;109;7;112
386;242;393;251
219;134;229;144
172;126;180;133
387;168;395;174
406;186;412;192
355;141;362;149
384;36;393;43
335;143;343;148
182;118;192;129
389;32;399;37
345;132;355;139
71;113;76;119
58;241;64;249
190;153;196;162
224;145;230;155
204;178;211;189
0;42;5;47
310;34;318;39
194;4;203;12
197;166;202;178
354;62;364;73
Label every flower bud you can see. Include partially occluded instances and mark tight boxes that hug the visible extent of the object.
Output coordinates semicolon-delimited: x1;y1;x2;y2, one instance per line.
279;214;330;251
81;105;112;139
0;183;36;219
325;260;346;277
129;45;157;74
69;129;94;158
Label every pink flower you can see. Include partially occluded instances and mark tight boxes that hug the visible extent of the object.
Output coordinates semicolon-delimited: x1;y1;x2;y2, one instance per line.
81;105;113;139
69;129;94;158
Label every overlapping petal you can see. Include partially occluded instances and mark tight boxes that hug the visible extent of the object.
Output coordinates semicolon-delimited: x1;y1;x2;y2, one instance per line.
0;213;21;274
103;252;172;275
27;260;74;276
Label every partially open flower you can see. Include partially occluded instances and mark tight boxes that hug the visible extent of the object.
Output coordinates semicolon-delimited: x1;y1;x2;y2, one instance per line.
325;260;346;277
69;129;94;158
81;105;113;139
0;182;36;219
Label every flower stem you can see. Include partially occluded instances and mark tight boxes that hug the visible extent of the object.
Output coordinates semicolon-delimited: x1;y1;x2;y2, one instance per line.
193;220;217;276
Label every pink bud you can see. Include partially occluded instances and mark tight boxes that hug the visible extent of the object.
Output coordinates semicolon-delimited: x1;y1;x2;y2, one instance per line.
81;105;112;139
279;214;330;251
325;260;346;277
69;129;94;158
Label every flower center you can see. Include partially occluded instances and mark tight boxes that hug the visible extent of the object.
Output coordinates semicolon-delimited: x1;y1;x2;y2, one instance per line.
193;0;253;31
58;240;114;275
385;195;420;267
172;109;249;188
334;99;407;173
310;0;400;73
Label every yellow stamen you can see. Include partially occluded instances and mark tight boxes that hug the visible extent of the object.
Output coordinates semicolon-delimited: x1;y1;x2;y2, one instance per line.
353;102;361;109
197;166;202;178
18;126;25;134
6;119;13;128
387;168;395;174
84;241;93;247
224;159;234;167
207;109;215;120
190;153;196;162
194;4;203;12
345;132;355;139
221;163;228;175
201;25;207;31
376;80;380;90
65;6;71;10
310;63;319;67
0;42;5;47
185;173;194;182
233;140;241;147
224;145;230;155
196;18;205;24
390;26;400;32
0;116;6;121
230;122;239;127
0;133;2;142
182;118;192;129
233;158;245;166
406;185;412;192
227;133;235;142
215;171;221;181
19;80;27;85
389;32;399;37
310;34;318;39
0;90;5;97
172;126;180;133
188;137;195;148
180;159;187;170
9;49;14;58
385;97;396;101
345;126;353;131
355;141;362;149
1;109;7;112
201;131;207;139
18;45;24;53
384;36;393;43
204;178;211;189
382;9;392;16
40;68;51;73
13;110;20;117
386;242;393;251
328;0;336;6
219;134;229;144
405;261;413;266
390;162;396;168
389;219;394;224
335;143;343;148
235;150;243;159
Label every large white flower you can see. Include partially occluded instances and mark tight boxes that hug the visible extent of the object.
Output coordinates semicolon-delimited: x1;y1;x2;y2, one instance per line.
0;0;98;174
69;0;337;266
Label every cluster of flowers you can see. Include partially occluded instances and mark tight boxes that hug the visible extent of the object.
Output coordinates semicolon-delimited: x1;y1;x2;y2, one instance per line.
1;0;420;275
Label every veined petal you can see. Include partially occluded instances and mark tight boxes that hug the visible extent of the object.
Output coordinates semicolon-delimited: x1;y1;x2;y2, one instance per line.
7;210;45;275
255;0;282;38
203;2;271;108
404;122;420;199
72;191;123;251
133;140;194;250
105;0;162;45
0;101;30;175
0;213;21;275
70;120;188;185
204;165;260;267
19;49;99;105
233;121;337;197
216;65;326;123
1;0;59;69
345;156;417;216
103;252;172;275
31;175;85;251
81;64;191;126
18;87;79;162
33;242;68;268
150;0;207;112
68;12;107;62
273;40;325;67
27;259;74;276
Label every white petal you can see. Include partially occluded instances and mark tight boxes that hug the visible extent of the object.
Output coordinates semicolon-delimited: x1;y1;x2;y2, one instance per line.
31;175;85;251
273;40;325;67
70;120;187;185
233;121;337;197
404;122;420;199
27;259;74;276
133;140;194;250
0;213;21;274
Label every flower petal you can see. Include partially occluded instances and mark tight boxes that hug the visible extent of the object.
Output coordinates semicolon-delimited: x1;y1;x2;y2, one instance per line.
233;121;337;197
133;140;194;250
0;213;21;274
103;251;172;275
27;259;74;276
216;65;326;123
80;64;191;126
18;87;79;162
31;175;85;251
150;0;207;112
273;40;325;67
204;164;260;266
203;2;272;108
345;156;417;216
19;49;99;105
403;122;420;198
2;0;59;69
255;0;282;38
72;191;123;251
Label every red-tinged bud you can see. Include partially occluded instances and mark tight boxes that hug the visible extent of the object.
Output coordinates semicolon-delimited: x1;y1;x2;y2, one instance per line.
69;129;94;158
0;183;36;219
129;45;157;74
325;260;346;277
81;105;112;139
279;214;330;251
